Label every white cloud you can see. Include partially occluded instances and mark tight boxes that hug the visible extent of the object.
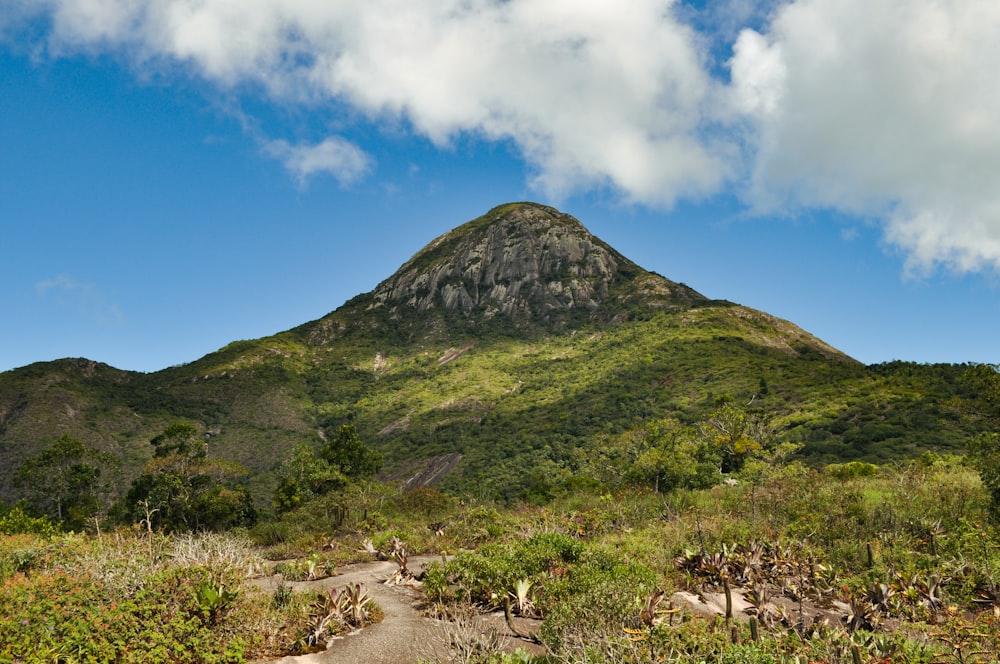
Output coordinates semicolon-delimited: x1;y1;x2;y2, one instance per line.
729;0;1000;274
263;137;373;186
12;0;728;206
10;0;1000;275
36;275;124;326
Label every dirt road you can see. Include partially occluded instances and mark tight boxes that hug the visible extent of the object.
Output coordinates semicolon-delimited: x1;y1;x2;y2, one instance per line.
253;556;444;664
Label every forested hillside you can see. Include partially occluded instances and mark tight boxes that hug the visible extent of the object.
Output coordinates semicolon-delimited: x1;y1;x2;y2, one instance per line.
0;204;987;507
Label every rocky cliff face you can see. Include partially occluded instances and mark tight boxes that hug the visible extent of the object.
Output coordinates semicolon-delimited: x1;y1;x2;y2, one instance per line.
368;202;707;328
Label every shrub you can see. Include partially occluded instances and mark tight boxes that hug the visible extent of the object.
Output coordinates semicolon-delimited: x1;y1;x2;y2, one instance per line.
440;533;584;606
0;531;309;662
720;644;779;664
967;432;1000;520
169;531;267;578
538;554;657;652
825;461;879;479
0;566;252;663
0;505;58;536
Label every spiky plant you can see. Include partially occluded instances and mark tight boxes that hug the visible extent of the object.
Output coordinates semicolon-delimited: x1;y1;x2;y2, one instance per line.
389;536;408;569
673;549;703;574
745;582;772;626
701;551;729;583
906;573;945;614
304;588;346;648
341;582;373;626
638;589;667;628
734;541;766;584
865;582;896;613
845;597;880;633
305;553;319;581
510;578;536;617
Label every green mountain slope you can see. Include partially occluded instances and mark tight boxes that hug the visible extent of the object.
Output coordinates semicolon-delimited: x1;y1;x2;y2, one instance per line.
0;203;982;504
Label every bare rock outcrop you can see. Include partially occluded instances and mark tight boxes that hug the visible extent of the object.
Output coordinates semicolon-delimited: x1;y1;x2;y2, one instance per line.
369;202;706;329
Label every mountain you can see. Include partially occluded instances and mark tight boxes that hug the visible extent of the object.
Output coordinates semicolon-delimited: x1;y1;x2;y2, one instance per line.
0;203;979;504
369;202;706;328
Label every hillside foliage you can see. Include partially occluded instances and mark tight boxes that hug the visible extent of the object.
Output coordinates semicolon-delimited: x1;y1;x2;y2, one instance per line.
0;203;991;512
3;454;1000;662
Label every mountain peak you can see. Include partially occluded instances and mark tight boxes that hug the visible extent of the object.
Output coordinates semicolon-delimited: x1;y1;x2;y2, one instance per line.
367;202;707;332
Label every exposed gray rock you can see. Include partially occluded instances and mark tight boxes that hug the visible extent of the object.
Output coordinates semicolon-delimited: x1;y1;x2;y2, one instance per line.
369;202;706;328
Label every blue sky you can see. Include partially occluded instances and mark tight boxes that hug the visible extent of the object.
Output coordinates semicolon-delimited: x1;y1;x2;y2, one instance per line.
2;0;999;373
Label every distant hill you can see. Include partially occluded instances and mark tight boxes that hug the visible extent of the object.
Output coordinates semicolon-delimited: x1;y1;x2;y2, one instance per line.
0;203;981;504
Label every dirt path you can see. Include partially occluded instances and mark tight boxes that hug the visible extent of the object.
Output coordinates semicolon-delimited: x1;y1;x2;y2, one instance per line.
252;555;543;664
251;553;853;663
253;556;445;664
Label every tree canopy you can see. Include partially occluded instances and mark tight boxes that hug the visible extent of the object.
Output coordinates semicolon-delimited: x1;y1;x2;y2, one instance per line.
320;424;383;479
112;423;256;532
13;435;114;531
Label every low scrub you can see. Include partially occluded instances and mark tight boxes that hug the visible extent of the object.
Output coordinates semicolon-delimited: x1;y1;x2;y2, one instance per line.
0;530;303;662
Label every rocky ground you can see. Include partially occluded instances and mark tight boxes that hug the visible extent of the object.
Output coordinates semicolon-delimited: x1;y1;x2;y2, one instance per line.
251;555;544;664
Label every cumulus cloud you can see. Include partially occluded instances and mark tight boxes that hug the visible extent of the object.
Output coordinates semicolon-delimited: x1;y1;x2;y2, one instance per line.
12;0;729;206
36;275;124;326
729;0;1000;274
10;0;1000;274
263;137;373;186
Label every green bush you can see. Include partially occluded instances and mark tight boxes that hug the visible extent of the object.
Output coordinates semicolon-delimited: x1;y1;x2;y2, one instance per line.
967;432;1000;520
439;533;584;605
538;554;657;651
0;561;256;663
720;644;779;664
825;461;879;479
453;505;516;543
0;505;59;536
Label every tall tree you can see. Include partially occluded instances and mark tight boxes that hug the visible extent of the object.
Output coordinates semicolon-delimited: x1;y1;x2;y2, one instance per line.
320;424;383;479
114;423;255;532
626;420;721;492
13;435;114;531
699;402;775;473
272;443;347;513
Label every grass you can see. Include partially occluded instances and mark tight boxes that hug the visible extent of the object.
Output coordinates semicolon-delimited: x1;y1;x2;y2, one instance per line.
243;456;1000;662
3;457;1000;662
0;527;380;662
